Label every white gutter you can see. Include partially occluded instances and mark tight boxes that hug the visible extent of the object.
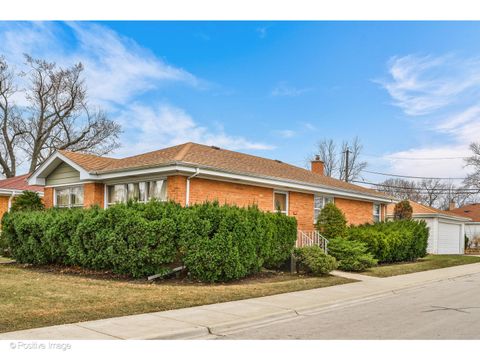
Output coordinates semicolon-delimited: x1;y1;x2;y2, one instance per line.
386;213;471;222
7;190;15;211
185;168;200;206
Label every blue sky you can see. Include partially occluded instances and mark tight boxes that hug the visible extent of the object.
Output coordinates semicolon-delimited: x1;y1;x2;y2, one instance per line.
2;21;480;181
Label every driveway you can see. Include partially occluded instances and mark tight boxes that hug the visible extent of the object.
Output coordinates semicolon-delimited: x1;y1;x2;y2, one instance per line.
222;272;480;339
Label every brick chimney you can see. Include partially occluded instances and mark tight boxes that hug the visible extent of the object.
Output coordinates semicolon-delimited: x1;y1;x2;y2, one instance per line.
449;201;456;211
311;155;324;176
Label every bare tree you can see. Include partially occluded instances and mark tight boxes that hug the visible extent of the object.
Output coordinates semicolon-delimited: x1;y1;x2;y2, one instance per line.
374;178;422;202
0;57;24;178
308;137;367;181
338;137;367;182
465;142;480;189
311;139;337;177
375;176;477;209
418;178;446;207
0;55;121;177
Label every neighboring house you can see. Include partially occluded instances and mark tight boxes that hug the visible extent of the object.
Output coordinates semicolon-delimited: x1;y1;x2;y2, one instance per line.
448;203;480;245
0;174;44;219
387;200;471;254
28;142;393;233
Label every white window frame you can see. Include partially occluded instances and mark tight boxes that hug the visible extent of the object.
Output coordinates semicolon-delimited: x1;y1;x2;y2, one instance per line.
373;203;381;223
314;194;334;223
105;178;168;207
54;185;84;208
273;191;289;215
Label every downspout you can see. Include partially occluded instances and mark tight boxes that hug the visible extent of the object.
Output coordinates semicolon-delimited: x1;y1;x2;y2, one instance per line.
185;168;200;207
7;190;16;212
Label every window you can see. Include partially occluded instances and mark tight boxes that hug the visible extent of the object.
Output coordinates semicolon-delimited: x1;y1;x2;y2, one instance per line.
373;204;381;223
107;180;167;205
55;186;84;208
273;192;288;215
314;194;334;222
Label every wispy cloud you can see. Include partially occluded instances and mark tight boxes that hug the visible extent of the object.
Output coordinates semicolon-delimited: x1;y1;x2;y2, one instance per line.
379;54;480;178
273;129;296;138
0;22;270;157
379;54;480;116
256;26;269;39
0;22;201;107
271;81;311;97
115;104;274;157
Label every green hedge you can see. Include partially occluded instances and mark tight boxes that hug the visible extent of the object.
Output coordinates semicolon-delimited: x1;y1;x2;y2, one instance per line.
293;246;337;275
345;220;429;263
178;203;297;282
1;201;297;281
327;237;377;271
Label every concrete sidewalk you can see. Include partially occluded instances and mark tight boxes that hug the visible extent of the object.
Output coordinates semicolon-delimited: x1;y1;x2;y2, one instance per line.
2;262;480;340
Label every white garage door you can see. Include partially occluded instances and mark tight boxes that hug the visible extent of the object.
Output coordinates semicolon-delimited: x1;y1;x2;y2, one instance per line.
438;222;462;254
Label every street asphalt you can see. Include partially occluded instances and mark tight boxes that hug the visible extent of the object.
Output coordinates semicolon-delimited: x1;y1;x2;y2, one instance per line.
222;272;480;339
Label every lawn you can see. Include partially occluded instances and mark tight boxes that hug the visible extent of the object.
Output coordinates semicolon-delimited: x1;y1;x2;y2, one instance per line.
364;255;480;277
0;264;354;333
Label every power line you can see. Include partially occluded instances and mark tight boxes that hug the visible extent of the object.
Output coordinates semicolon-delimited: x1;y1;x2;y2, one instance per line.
352;179;480;193
361;169;465;180
363;154;466;161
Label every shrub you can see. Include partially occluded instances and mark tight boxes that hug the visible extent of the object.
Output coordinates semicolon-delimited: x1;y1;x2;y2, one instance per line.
3;200;297;281
393;200;413;220
70;203;178;277
327;237;377;271
1;208;84;264
346;220;429;263
178;203;297;282
316;203;347;239
262;212;297;269
294;246;337;275
9;191;44;213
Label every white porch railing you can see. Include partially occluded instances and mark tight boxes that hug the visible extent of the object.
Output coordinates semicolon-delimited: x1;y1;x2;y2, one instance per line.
296;230;329;254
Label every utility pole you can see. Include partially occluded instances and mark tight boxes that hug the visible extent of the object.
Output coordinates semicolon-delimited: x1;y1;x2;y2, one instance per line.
344;147;350;182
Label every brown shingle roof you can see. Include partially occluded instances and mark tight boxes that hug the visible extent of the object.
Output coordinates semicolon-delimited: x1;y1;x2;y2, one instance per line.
0;174;43;192
448;204;480;222
387;200;472;220
59;150;120;172
59;142;392;200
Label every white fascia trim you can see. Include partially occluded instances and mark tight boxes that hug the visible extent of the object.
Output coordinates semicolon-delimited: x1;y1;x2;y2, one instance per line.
387;213;470;222
0;188;44;196
95;165;393;203
28;151;92;186
93;165;184;180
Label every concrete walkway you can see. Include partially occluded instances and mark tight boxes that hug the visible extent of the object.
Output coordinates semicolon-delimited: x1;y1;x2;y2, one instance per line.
2;263;480;340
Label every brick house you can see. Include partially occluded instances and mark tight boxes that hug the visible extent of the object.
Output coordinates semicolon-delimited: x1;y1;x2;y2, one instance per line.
28;142;393;232
0;174;44;219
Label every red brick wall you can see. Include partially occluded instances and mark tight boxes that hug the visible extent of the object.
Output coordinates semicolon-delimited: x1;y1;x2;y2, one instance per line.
44;187;54;208
334;197;376;225
289;191;315;230
166;175;381;229
188;177;273;210
84;183;105;208
0;196;9;220
167;175;187;206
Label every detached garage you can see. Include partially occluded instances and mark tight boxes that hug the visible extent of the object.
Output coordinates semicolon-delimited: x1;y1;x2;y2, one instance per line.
387;201;471;255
